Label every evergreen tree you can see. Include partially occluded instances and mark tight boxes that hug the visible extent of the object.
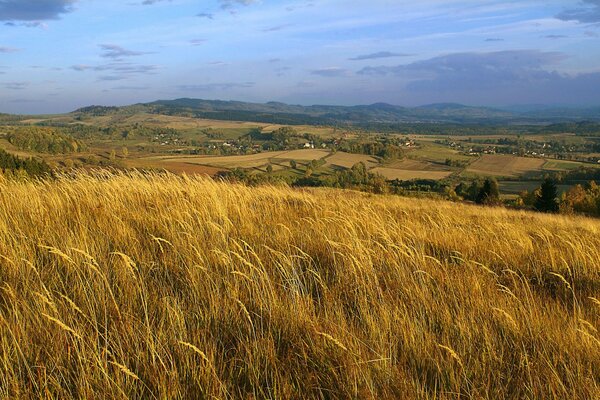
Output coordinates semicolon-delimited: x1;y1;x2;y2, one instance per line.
476;178;500;204
535;178;559;212
467;181;482;202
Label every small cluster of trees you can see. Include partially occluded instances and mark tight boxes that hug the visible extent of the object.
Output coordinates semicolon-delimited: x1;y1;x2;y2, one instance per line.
304;159;327;176
445;158;470;167
242;127;325;151
559;181;600;216
220;162;388;194
0;149;52;178
335;140;404;159
456;177;560;212
550;167;600;183
313;162;388;193
454;178;501;205
518;179;563;213
219;157;591;217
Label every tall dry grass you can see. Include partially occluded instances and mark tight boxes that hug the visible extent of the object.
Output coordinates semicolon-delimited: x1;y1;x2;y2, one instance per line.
0;171;598;399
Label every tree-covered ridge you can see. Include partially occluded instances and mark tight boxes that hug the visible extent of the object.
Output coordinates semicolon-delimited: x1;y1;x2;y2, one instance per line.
69;98;600;128
3;126;85;154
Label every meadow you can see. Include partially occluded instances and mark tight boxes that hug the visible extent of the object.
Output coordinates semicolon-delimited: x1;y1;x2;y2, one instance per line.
0;171;598;399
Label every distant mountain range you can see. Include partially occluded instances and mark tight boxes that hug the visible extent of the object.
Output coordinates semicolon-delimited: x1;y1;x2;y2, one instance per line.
72;98;600;126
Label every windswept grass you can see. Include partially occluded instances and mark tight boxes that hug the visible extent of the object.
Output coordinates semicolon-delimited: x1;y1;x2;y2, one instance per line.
0;171;598;399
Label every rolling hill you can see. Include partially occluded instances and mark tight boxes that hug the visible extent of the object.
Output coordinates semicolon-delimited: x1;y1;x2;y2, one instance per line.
71;98;600;127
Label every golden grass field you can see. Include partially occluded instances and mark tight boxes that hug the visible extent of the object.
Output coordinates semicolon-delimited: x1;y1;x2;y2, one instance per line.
0;172;598;399
466;155;545;177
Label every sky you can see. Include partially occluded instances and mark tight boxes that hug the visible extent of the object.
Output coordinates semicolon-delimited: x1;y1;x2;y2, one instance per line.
1;0;600;114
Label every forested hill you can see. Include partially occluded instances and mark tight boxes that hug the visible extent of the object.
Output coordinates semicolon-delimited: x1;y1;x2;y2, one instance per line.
71;98;600;126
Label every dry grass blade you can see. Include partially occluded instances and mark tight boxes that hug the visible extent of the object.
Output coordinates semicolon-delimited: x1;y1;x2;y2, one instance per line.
178;341;211;364
109;361;141;381
437;344;464;368
42;313;81;339
549;272;572;290
492;307;518;329
316;331;348;352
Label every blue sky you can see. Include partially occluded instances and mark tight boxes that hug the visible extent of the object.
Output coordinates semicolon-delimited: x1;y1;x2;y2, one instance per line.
1;0;600;113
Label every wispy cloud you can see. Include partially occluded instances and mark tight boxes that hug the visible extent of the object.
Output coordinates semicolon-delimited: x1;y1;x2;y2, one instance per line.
196;12;214;19
544;34;568;39
140;0;171;5
0;46;19;53
112;85;149;90
0;0;76;21
3;81;29;90
286;2;315;13
275;66;291;76
98;76;125;81
311;67;349;77
71;64;91;71
358;50;566;77
262;24;293;32
484;38;504;42
94;63;158;75
71;62;159;80
356;50;600;104
556;0;600;23
177;82;255;91
99;44;150;59
349;51;412;61
189;39;206;46
5;20;48;28
219;0;258;10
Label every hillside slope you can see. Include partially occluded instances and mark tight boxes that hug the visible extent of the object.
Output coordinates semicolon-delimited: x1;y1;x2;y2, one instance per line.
0;172;598;398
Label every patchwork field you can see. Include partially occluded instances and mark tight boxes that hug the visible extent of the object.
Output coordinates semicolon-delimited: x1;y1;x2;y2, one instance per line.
543;159;589;171
142;149;331;170
466;155;545;177
407;142;473;163
125;159;227;175
371;167;452;180
325;152;378;168
386;159;452;171
154;153;278;169
272;149;330;161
